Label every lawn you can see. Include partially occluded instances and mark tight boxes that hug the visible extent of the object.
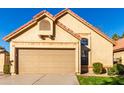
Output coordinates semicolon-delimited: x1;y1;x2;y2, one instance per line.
77;75;124;85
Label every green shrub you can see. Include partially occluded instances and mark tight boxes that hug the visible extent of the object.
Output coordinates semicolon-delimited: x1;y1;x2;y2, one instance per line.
107;67;116;75
107;64;119;75
93;62;103;74
3;64;10;74
113;64;119;75
116;64;124;75
107;64;124;76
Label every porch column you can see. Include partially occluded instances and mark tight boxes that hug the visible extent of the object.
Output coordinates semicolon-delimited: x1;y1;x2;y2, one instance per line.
10;42;15;75
75;41;81;74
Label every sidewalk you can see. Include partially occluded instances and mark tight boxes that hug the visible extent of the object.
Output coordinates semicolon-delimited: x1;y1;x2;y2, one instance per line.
0;72;10;79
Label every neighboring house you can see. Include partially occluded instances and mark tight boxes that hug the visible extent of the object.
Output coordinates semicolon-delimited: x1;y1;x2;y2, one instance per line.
114;38;124;64
3;9;115;75
0;46;9;72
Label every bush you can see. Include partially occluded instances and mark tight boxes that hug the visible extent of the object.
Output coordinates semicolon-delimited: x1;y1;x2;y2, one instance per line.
3;64;10;74
107;67;116;75
113;64;119;75
107;64;124;76
116;64;124;75
93;62;104;74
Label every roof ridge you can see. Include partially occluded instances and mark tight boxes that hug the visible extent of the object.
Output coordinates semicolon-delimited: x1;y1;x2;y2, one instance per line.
54;8;69;19
3;10;54;41
33;10;54;19
3;19;36;41
54;8;115;45
3;9;116;45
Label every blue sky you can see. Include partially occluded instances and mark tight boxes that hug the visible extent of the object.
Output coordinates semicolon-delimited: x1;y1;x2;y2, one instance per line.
0;8;124;51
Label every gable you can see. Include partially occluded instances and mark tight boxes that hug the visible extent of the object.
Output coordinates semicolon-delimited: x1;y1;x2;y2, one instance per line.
3;10;54;42
55;9;115;45
3;9;115;45
12;22;78;43
58;13;91;34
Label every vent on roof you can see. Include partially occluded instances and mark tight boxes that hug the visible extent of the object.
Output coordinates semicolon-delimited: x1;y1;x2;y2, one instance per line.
40;20;51;31
38;18;54;39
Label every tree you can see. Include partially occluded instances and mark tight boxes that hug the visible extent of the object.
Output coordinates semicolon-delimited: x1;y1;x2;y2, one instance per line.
0;46;4;49
121;32;124;38
112;33;120;40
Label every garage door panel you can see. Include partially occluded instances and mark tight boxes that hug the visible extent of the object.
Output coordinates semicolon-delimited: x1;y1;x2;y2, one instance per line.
18;49;75;74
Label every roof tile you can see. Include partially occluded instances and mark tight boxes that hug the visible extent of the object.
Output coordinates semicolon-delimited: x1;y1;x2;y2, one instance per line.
114;38;124;52
3;8;115;45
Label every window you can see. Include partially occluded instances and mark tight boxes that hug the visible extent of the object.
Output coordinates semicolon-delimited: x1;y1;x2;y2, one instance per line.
81;49;88;65
39;20;51;30
81;38;88;45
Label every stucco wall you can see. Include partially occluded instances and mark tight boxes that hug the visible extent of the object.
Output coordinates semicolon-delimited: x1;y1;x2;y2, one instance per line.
58;14;91;33
0;53;4;72
10;17;80;74
114;51;124;64
9;13;114;74
58;13;113;67
13;23;78;43
91;31;113;66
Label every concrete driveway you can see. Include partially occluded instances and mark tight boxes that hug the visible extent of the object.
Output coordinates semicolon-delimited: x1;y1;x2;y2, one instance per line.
0;74;79;85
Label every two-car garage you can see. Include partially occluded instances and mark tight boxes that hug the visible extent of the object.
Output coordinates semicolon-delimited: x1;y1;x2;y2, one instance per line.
16;48;75;74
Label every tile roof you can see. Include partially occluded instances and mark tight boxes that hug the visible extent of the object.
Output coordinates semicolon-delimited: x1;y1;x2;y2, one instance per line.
55;8;115;45
3;20;36;41
114;38;124;52
56;21;82;40
3;8;115;45
33;10;55;21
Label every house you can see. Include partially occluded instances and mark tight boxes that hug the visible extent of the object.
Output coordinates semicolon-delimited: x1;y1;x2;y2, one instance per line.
0;46;9;72
3;9;115;75
114;38;124;64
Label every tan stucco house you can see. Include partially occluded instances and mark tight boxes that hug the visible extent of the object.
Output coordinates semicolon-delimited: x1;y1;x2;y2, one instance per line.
114;38;124;64
3;9;115;74
0;47;9;72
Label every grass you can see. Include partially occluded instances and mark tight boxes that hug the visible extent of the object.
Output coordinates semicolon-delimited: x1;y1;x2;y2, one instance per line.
77;75;124;85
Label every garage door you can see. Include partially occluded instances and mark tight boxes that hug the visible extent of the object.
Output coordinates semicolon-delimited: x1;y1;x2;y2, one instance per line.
18;48;75;74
